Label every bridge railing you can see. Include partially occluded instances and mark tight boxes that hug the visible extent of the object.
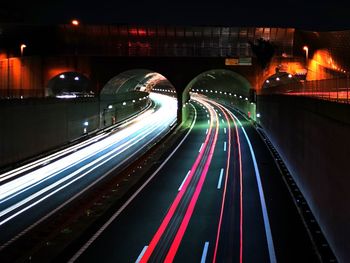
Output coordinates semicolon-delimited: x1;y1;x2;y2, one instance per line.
259;77;350;104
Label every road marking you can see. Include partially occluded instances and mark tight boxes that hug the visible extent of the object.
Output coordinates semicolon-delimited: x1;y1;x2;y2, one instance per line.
217;168;224;189
206;129;208;134
164;107;219;262
199;143;204;153
208;120;210;124
221;119;225;124
210;103;231;263
135;246;148;263
67;103;198;262
224;128;226;134
141;99;216;262
201;242;210;263
207;114;210;118
178;170;191;191
224;141;227;152
231;112;277;263
219;113;222;117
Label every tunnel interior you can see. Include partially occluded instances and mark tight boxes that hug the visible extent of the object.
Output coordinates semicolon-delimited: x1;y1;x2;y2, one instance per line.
182;69;256;120
47;72;94;98
100;69;176;99
98;69;178;127
262;71;302;90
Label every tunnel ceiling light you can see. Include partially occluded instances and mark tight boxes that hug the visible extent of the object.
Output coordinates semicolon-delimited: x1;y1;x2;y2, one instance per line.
108;105;113;109
234;94;237;97
123;102;126;105
257;113;261;118
288;74;292;78
59;74;65;79
239;95;242;98
276;77;280;81
132;100;136;103
266;79;270;83
83;121;89;126
245;97;248;100
229;93;232;96
74;76;79;81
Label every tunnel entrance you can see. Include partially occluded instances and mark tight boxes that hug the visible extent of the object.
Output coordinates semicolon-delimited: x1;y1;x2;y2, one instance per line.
99;69;177;127
183;69;256;120
47;72;94;98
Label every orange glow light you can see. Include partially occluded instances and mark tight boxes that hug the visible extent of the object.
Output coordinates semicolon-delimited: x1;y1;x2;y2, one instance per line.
20;44;26;56
71;19;79;26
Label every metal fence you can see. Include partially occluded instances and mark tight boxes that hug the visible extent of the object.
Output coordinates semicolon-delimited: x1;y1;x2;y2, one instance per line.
259;77;350;104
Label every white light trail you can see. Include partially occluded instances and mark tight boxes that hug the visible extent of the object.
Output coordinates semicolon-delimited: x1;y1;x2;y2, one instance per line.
0;93;177;225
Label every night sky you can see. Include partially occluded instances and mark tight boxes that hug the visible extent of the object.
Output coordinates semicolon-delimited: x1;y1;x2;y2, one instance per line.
2;0;350;30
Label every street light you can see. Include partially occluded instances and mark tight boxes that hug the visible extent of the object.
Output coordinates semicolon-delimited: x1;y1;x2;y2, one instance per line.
20;44;27;95
71;19;79;26
303;46;309;65
71;19;80;70
20;44;26;56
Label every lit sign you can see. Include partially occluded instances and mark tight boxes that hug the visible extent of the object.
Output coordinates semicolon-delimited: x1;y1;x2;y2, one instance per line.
225;58;239;65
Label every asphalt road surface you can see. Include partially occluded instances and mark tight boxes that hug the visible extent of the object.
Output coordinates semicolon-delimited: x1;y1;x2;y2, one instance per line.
69;95;318;262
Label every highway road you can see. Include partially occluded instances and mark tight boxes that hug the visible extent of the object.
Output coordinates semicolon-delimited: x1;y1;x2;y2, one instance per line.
68;94;319;262
0;93;177;250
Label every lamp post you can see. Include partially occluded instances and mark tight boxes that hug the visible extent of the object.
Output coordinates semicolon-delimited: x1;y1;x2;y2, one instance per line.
71;19;79;71
20;44;26;97
303;46;309;66
20;44;26;56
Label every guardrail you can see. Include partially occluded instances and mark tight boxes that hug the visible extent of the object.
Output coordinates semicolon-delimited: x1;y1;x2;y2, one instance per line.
259;77;350;104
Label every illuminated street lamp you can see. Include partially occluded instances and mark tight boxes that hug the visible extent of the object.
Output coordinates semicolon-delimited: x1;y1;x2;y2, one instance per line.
71;19;79;26
20;44;26;56
20;44;27;94
303;46;309;64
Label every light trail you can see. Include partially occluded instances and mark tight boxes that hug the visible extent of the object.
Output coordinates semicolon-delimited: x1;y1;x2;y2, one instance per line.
227;108;277;263
0;119;166;225
211;102;232;263
0;103;154;184
0;93;177;227
209;100;244;263
139;98;216;262
68;103;198;263
164;103;219;262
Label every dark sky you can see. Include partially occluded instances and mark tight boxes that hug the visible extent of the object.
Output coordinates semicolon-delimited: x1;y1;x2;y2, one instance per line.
2;0;350;30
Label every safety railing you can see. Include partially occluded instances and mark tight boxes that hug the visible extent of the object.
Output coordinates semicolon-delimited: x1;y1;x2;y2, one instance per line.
259;77;350;104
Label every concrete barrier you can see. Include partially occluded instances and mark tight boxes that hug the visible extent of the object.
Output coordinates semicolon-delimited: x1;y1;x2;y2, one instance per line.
258;95;350;262
0;96;149;169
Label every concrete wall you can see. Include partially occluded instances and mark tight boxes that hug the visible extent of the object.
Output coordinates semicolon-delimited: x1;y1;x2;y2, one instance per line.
0;96;149;168
0;98;99;168
257;95;350;262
